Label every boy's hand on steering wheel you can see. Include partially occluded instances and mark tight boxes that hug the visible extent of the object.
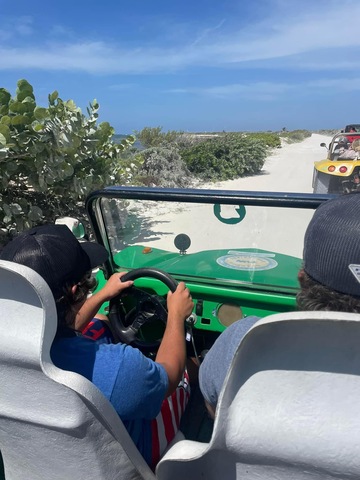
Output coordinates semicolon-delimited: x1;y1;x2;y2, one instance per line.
167;282;194;325
101;272;134;301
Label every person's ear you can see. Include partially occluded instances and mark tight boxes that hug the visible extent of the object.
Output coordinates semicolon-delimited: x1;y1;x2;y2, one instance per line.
298;268;305;286
71;284;78;295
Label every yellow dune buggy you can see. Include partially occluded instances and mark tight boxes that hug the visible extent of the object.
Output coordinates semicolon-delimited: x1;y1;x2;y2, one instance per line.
313;132;360;194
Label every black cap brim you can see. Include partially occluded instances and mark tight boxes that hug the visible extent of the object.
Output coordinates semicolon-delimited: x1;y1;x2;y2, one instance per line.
80;241;109;269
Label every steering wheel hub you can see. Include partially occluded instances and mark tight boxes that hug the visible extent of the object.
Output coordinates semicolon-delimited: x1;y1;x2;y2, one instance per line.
108;268;178;350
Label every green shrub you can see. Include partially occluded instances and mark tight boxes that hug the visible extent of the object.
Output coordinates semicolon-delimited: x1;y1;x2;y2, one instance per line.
0;79;136;241
316;129;339;136
280;129;312;143
136;145;191;188
180;133;268;181
134;126;182;148
246;132;281;148
175;133;216;150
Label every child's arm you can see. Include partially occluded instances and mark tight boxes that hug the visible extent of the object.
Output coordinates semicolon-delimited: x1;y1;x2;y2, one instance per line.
75;272;133;330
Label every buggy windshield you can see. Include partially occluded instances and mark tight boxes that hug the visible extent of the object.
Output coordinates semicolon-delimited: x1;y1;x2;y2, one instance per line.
86;187;330;295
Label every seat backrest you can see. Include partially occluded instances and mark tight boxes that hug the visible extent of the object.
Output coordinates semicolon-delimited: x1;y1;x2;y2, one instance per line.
157;311;360;480
0;260;155;480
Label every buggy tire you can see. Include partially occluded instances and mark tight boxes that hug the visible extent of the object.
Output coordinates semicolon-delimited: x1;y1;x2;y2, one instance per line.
313;170;331;194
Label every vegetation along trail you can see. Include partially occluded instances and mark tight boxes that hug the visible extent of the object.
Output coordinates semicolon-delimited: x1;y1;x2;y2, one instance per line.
204;133;332;193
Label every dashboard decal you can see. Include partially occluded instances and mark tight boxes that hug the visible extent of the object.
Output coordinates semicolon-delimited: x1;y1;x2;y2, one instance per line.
213;204;246;224
216;251;278;271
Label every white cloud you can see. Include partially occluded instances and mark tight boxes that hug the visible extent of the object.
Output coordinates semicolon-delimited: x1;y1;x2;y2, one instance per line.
0;2;359;74
168;82;293;100
15;16;33;36
190;19;226;47
108;83;137;91
167;77;360;100
0;16;33;41
307;78;360;91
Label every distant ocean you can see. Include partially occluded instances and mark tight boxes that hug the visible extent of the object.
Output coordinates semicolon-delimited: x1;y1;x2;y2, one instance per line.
112;134;143;150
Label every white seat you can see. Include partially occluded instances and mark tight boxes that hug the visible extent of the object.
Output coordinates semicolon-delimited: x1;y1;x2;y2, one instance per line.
0;260;156;480
157;310;360;480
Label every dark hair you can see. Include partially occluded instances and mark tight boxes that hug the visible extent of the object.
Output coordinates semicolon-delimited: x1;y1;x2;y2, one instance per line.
297;270;360;313
56;272;97;328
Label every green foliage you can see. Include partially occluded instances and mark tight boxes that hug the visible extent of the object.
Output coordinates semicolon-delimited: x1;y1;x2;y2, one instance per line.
279;129;312;143
136;145;191;188
180;133;268;181
315;129;338;136
175;133;214;150
246;132;281;148
134;126;181;148
0;79;137;241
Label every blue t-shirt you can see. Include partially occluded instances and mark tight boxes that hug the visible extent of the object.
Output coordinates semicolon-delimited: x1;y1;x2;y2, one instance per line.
199;316;259;409
50;332;168;465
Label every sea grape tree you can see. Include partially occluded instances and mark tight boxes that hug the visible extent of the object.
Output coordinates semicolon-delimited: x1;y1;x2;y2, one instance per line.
0;79;137;243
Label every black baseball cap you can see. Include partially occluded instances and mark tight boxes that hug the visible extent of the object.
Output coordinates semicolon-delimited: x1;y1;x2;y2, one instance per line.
303;193;360;296
0;224;108;299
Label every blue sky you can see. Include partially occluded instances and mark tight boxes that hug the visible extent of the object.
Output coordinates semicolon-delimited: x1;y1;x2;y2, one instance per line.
1;0;360;133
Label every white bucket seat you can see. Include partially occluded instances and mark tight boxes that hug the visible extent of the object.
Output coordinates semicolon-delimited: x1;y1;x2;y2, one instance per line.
0;260;156;480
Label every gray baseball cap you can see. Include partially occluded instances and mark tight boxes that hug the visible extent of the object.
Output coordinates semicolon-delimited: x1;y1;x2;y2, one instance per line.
304;193;360;296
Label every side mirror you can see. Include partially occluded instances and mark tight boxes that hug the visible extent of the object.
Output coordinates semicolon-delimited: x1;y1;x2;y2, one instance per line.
55;217;86;239
320;143;327;147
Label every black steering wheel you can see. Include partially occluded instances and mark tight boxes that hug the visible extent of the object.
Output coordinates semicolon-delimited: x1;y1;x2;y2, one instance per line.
108;268;178;349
